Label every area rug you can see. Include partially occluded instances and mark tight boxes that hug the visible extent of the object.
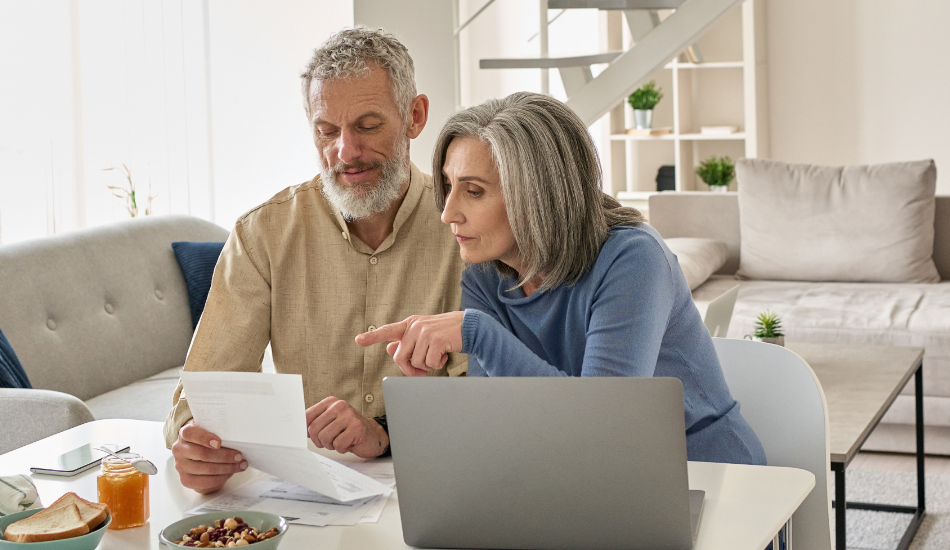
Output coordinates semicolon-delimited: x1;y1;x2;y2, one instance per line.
834;470;950;549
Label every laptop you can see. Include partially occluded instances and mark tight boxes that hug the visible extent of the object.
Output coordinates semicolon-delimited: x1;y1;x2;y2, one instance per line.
383;377;704;550
703;284;740;338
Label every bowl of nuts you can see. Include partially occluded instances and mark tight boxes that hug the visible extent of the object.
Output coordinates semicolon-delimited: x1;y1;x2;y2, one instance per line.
158;511;287;549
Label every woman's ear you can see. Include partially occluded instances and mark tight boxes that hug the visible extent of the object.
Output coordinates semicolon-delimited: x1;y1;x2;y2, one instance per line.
405;94;429;139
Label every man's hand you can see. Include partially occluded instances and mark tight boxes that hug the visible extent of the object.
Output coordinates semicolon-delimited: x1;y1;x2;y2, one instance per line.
306;397;389;458
355;311;465;377
171;420;248;494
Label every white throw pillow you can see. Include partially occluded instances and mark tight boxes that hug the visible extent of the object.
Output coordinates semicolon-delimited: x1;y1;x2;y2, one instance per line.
736;158;939;283
665;238;729;290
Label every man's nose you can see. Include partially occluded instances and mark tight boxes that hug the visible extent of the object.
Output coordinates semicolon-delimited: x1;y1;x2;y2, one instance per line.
336;128;362;164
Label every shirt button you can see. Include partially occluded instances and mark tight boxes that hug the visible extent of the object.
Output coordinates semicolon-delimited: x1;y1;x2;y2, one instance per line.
370;256;378;265
105;303;114;314
46;319;56;330
365;394;374;403
342;231;348;239
368;325;377;332
155;289;164;300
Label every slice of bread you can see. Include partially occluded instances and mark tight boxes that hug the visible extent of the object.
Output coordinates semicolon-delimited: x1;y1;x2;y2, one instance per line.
3;503;91;542
34;492;110;530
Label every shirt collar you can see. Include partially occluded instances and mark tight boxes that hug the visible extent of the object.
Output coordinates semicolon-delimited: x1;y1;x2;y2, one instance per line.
329;161;426;255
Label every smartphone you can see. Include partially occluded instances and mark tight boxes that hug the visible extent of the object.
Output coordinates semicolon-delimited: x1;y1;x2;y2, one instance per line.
30;443;130;477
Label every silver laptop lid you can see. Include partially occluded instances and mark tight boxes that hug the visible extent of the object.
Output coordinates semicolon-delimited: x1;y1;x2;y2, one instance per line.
384;377;693;550
703;284;740;338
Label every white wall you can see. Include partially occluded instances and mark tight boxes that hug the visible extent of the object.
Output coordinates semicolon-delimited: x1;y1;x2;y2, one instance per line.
767;0;950;194
354;0;456;172
206;0;352;228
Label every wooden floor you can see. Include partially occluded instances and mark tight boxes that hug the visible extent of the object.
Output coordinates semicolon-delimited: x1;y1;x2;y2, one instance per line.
850;451;950;475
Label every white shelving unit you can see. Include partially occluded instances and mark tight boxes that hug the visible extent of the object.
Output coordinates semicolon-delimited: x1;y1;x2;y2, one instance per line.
610;0;768;201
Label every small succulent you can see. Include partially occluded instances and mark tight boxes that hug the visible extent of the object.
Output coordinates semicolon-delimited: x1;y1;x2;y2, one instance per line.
753;309;784;339
627;80;664;111
695;156;735;188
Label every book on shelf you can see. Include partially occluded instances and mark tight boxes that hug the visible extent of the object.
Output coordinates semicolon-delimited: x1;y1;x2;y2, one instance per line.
699;125;739;136
625;127;672;136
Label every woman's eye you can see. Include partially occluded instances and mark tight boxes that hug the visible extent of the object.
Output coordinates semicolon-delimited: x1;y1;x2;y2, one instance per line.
467;189;482;198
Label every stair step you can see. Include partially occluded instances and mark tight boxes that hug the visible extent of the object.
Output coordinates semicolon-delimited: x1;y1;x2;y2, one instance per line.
548;0;685;10
480;51;622;70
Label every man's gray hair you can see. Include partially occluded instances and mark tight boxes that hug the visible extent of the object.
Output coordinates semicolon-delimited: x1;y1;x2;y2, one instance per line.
432;92;644;292
301;26;417;122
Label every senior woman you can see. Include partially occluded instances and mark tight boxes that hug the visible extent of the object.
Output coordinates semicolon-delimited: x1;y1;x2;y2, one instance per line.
357;92;765;465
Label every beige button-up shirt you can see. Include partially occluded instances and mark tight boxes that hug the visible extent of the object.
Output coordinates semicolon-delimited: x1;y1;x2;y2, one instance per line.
163;163;467;447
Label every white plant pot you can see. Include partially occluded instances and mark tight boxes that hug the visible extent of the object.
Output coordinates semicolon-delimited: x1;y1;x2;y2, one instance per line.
707;184;729;192
750;335;785;347
633;109;653;129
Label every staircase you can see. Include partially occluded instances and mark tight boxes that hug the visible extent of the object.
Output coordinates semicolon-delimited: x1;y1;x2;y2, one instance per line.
473;0;745;126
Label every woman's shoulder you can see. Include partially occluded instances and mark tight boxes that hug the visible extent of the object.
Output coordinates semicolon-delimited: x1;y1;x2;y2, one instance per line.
598;224;672;268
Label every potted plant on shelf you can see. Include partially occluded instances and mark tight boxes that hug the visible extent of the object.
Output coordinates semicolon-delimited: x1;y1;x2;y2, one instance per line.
751;309;785;347
627;80;663;129
695;156;735;192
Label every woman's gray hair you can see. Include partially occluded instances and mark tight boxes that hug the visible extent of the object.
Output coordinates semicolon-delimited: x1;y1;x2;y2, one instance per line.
432;92;643;292
300;26;417;122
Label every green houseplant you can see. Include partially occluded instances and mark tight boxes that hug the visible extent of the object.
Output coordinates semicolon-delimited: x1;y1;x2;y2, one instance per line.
752;309;785;346
627;80;663;129
695;156;735;192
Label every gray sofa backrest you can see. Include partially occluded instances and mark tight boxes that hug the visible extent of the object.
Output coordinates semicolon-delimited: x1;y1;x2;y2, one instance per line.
648;193;950;280
0;215;229;400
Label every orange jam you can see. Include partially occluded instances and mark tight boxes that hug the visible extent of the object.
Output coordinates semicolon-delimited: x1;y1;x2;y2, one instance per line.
97;456;149;529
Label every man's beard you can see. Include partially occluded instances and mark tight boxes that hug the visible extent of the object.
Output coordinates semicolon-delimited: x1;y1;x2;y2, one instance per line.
320;144;409;221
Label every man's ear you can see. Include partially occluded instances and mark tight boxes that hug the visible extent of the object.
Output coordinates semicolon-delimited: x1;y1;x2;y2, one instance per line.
405;94;429;139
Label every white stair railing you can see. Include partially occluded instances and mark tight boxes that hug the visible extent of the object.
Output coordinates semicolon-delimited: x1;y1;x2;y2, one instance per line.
565;0;742;125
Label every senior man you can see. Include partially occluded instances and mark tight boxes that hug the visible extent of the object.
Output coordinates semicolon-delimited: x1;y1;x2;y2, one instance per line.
164;26;466;494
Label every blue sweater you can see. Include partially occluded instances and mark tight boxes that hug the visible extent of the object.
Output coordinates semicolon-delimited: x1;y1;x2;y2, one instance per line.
460;225;766;465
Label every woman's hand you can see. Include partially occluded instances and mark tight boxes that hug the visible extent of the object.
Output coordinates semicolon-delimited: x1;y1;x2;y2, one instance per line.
355;311;465;376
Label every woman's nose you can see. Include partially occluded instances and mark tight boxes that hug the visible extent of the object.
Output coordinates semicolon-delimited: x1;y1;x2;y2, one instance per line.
441;189;463;225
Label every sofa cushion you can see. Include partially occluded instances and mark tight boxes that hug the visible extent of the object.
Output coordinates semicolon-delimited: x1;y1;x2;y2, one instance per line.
172;242;226;330
735;158;940;283
85;365;184;422
664;238;728;290
0;327;31;389
692;277;950;399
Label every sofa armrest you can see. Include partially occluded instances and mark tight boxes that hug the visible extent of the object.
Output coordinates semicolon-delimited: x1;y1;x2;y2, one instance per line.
648;192;741;275
0;389;95;454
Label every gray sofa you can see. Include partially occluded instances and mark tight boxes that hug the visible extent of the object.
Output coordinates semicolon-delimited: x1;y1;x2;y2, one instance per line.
649;192;950;454
0;215;229;454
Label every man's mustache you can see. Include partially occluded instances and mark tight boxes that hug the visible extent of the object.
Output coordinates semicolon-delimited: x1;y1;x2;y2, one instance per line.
328;160;385;175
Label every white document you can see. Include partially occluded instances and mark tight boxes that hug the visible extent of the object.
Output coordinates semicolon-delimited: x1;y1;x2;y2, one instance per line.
181;371;390;502
187;464;396;527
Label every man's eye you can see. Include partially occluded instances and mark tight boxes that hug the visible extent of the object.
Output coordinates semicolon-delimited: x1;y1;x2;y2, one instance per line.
361;125;380;131
318;129;338;137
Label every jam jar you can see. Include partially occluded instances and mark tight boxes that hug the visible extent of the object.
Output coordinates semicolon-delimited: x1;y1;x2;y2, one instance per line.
97;454;149;529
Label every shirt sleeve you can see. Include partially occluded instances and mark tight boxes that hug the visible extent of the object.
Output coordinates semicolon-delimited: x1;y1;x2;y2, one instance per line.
460;235;675;378
163;220;273;448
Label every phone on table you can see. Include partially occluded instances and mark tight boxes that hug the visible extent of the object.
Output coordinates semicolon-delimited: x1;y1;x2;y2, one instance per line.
29;444;130;477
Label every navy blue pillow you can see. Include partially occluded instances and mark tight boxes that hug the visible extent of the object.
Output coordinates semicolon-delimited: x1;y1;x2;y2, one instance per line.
0;327;31;389
172;241;226;330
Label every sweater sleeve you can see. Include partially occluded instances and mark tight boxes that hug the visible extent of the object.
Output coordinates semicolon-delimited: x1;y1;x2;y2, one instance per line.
461;233;676;378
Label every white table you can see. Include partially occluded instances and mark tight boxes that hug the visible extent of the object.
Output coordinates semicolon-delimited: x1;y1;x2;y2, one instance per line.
0;420;814;550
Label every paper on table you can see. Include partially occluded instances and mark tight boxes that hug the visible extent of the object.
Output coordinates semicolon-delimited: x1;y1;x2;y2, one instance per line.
181;371;390;502
188;463;396;527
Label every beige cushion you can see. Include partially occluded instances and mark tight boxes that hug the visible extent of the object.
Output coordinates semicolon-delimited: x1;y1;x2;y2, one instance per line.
736;158;940;283
665;238;729;290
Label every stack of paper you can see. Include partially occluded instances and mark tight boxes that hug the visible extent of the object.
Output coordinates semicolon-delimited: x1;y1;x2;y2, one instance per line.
187;461;396;526
181;371;391;505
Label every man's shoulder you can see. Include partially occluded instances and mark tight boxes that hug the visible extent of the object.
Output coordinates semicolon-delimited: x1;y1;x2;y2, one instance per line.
237;176;323;224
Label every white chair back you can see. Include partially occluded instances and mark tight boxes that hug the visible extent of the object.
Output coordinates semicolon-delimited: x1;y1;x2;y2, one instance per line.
713;338;832;550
